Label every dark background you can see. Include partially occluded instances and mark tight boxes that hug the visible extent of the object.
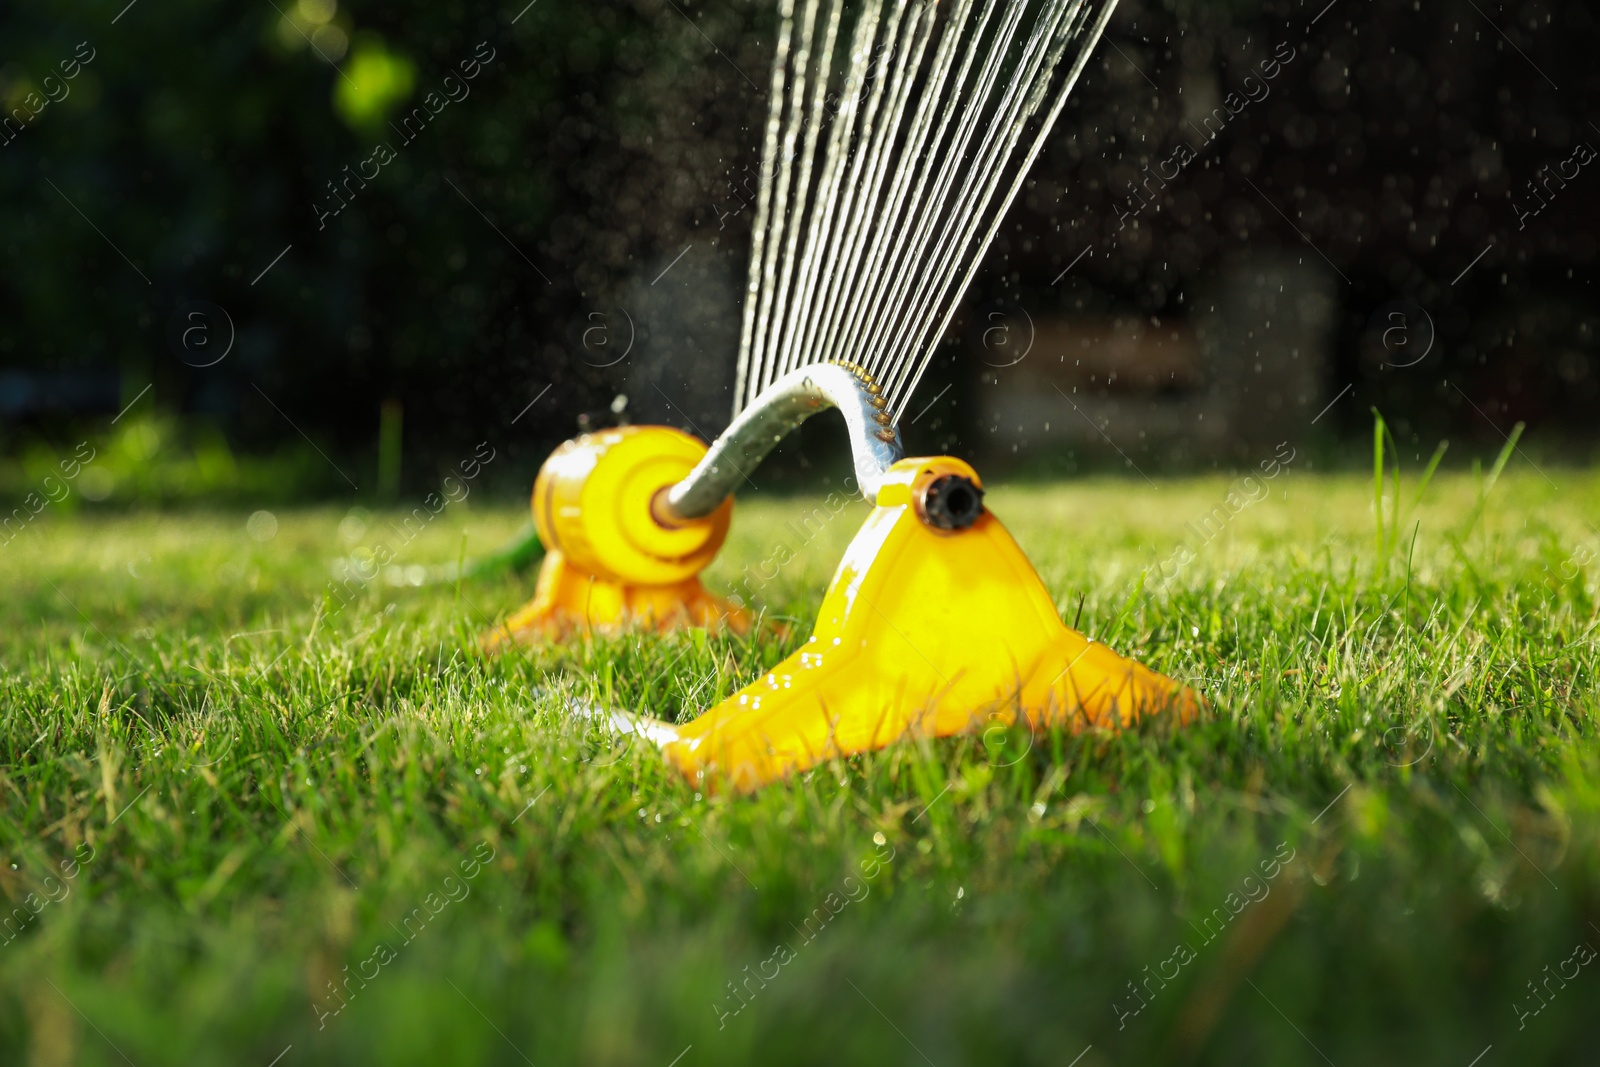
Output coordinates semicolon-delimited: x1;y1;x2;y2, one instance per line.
1;0;1595;496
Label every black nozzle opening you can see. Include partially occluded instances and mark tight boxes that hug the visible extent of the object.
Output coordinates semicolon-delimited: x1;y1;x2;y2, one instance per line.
917;474;985;530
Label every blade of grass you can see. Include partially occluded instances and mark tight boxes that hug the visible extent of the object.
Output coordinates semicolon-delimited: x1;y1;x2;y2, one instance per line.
1409;440;1450;514
1373;410;1386;561
1456;422;1525;542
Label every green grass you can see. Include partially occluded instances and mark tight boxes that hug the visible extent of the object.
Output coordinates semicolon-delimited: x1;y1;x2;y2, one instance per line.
3;464;1599;1066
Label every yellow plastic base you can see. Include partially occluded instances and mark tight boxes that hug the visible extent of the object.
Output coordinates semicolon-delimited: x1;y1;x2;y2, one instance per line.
482;549;751;649
663;456;1203;791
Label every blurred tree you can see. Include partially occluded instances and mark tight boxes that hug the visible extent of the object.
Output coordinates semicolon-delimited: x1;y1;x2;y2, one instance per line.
0;0;1594;488
0;0;768;487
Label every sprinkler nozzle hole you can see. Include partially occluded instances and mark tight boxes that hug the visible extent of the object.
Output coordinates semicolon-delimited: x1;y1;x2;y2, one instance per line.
917;474;985;530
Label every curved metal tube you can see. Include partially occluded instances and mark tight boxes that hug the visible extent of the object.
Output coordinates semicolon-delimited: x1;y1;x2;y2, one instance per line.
659;363;904;522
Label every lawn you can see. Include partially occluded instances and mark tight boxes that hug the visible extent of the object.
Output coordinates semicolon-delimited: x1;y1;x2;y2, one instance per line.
2;460;1598;1065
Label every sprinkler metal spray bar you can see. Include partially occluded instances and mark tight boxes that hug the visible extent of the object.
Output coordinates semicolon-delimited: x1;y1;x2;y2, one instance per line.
659;364;903;522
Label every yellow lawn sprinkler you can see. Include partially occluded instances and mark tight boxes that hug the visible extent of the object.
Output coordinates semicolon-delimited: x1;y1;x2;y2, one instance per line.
486;366;1202;791
483;0;1201;788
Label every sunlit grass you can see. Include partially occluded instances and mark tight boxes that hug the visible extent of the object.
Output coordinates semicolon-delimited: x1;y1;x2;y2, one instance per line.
2;463;1598;1065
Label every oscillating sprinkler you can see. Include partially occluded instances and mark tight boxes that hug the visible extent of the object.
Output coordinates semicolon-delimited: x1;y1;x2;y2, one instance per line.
484;0;1203;788
486;363;1202;791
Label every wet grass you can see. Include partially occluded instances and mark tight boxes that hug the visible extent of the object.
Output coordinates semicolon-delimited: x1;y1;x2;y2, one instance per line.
2;461;1599;1065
